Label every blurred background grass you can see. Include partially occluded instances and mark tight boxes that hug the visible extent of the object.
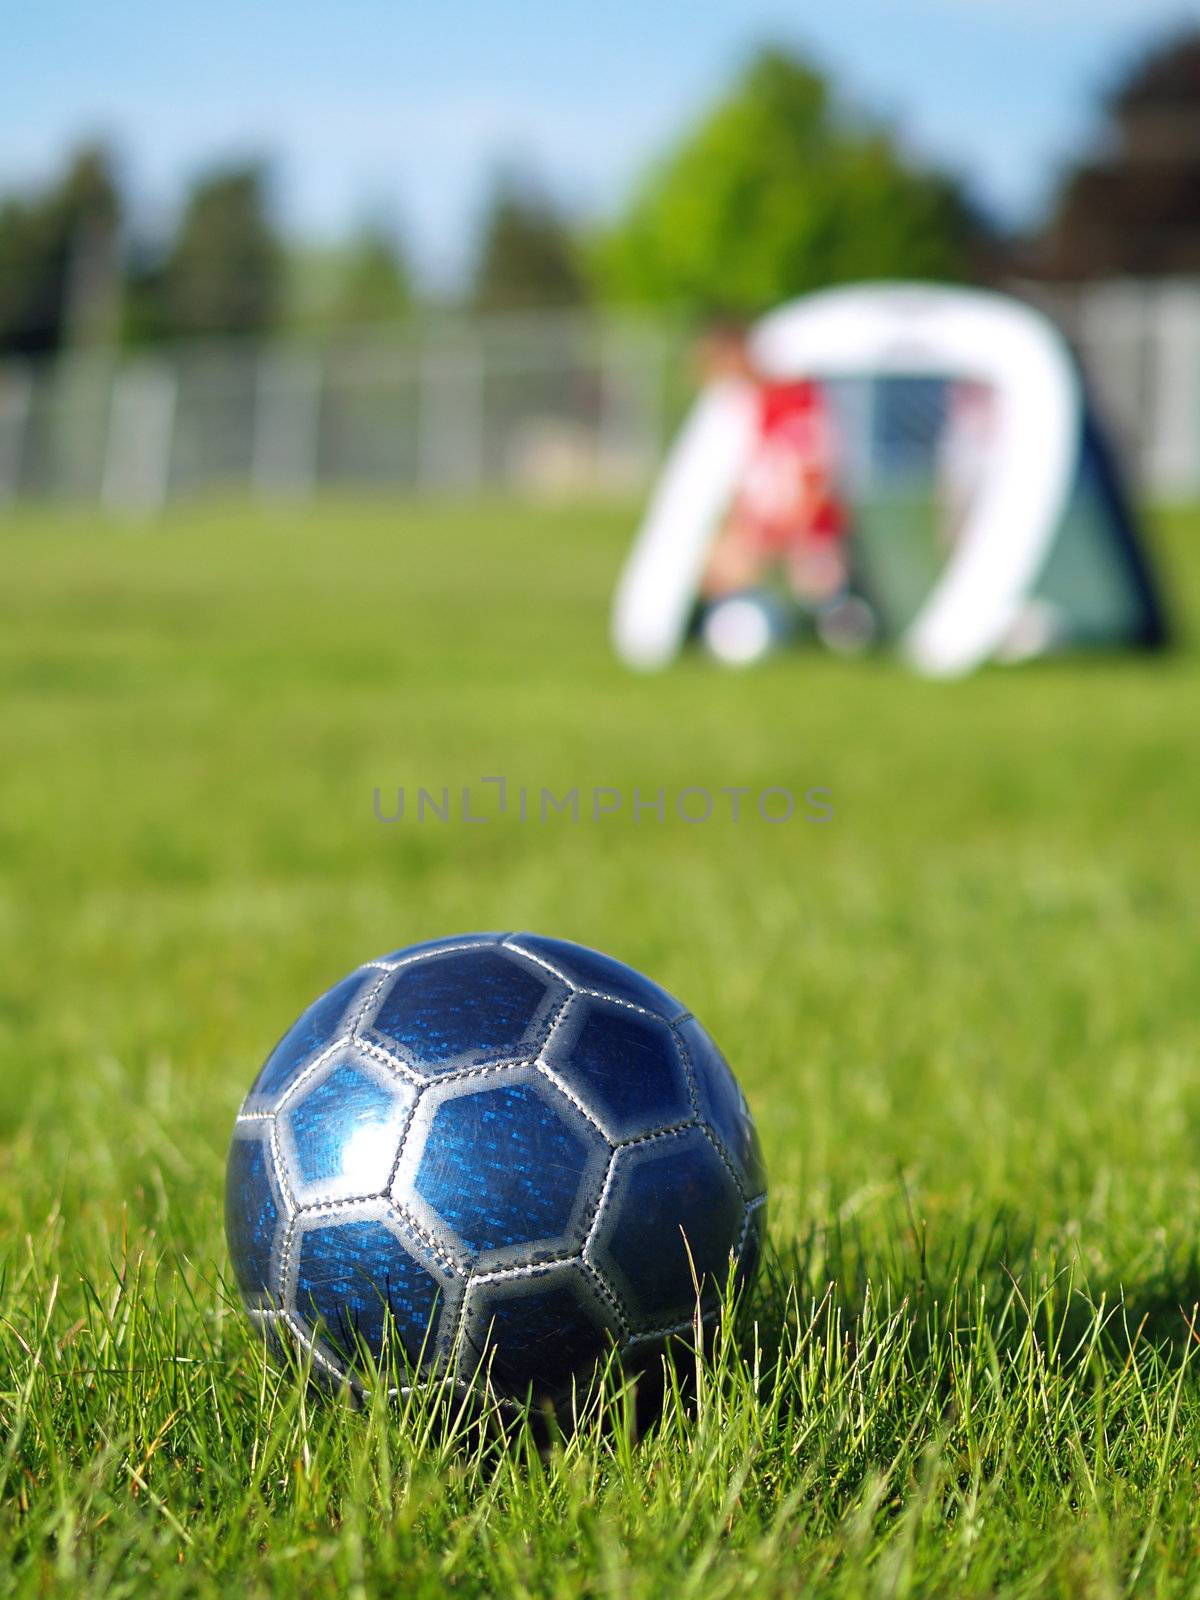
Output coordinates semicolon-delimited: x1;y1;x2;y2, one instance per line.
2;499;1197;1307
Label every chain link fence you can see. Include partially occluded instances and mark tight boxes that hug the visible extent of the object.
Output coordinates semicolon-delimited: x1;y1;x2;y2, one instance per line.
0;313;682;513
2;286;1200;511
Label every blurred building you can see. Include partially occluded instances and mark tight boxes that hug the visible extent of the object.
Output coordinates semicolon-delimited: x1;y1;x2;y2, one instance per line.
1029;32;1200;281
995;32;1200;496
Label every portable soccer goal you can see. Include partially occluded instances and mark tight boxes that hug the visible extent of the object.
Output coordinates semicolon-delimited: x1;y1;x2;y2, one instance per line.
612;282;1167;676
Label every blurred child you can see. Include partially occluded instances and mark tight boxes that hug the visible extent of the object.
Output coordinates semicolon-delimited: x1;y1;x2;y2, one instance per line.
697;319;850;608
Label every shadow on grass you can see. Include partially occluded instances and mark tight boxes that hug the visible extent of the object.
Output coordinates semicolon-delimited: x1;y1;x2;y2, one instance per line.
750;1195;1200;1377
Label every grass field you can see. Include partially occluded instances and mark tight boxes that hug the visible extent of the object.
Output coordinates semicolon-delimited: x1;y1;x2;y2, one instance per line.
2;497;1199;1597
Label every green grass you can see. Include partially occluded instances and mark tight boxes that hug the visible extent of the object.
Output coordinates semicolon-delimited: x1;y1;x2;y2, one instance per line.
2;496;1200;1597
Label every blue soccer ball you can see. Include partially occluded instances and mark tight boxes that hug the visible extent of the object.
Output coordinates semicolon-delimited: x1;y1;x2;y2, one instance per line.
225;933;766;1404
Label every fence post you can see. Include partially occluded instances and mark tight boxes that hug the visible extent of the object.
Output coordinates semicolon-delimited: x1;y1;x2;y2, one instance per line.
1146;282;1200;500
252;348;324;500
417;332;485;491
597;323;670;489
0;364;32;505
1078;282;1152;483
101;359;178;515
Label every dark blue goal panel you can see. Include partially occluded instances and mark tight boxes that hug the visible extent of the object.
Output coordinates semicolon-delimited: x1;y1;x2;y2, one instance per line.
1030;406;1170;651
825;375;1170;656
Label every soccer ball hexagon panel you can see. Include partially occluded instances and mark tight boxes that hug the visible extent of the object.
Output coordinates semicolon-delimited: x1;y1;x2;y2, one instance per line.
361;943;568;1074
277;1047;418;1208
396;1062;613;1273
225;933;767;1402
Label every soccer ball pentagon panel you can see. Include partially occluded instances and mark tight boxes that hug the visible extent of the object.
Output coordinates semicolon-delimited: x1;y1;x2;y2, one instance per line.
225;933;767;1404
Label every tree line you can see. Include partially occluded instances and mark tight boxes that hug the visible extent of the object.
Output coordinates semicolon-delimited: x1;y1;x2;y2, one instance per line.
3;31;1198;359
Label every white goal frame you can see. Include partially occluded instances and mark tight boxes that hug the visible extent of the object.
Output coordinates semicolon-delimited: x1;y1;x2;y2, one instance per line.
612;283;1083;677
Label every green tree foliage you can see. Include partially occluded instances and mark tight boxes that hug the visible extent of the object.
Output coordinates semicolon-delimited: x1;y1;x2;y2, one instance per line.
0;146;120;355
470;172;586;312
280;227;412;334
593;49;980;313
335;225;412;323
144;164;283;340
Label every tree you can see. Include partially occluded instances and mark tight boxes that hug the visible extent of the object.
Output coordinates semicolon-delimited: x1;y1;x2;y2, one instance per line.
592;48;981;315
470;172;586;313
155;163;283;339
1030;29;1200;279
335;224;412;323
0;145;120;356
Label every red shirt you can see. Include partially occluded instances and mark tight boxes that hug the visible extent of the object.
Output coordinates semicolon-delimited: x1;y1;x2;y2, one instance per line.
733;380;845;549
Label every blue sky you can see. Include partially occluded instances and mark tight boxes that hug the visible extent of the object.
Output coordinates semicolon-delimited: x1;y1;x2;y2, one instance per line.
6;0;1200;285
